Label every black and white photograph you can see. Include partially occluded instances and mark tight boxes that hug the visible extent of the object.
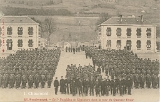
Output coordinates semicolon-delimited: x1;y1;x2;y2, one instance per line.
0;0;159;102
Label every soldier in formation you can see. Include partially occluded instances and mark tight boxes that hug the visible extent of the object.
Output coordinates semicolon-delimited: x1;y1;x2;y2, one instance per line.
84;46;159;89
55;64;133;97
66;46;83;54
0;48;61;89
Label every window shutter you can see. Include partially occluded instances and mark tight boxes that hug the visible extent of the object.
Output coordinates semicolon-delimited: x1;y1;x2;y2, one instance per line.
28;39;33;47
7;27;12;35
116;28;121;36
136;28;141;37
106;27;111;36
146;40;151;48
18;27;23;35
28;27;33;35
146;28;151;38
127;28;131;36
136;40;141;48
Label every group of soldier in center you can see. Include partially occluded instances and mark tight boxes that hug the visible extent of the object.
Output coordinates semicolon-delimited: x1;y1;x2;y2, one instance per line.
54;46;159;97
54;64;132;97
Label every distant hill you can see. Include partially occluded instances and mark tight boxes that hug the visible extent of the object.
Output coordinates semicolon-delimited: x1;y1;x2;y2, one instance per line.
1;0;54;6
0;0;159;15
0;0;159;43
1;0;159;6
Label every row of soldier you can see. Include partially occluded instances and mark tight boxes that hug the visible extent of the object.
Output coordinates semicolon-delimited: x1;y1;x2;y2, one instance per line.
65;45;85;54
84;47;159;89
0;73;53;89
0;48;61;70
0;48;61;89
54;64;133;96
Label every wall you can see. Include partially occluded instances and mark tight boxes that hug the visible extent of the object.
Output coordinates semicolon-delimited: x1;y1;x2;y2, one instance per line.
100;25;156;53
0;23;39;53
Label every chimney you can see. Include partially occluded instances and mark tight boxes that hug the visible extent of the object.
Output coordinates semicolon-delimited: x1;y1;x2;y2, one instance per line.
141;15;144;22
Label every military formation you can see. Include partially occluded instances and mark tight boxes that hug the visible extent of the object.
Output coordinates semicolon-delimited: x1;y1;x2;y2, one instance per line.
54;64;101;96
0;44;159;97
52;47;159;96
54;64;133;97
52;46;159;97
65;45;85;54
0;48;61;89
85;46;159;89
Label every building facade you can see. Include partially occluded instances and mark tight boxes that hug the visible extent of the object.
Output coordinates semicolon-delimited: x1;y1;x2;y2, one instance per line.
0;16;39;53
100;16;157;53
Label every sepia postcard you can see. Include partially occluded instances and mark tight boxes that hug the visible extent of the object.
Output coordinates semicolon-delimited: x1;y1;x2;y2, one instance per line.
0;0;159;102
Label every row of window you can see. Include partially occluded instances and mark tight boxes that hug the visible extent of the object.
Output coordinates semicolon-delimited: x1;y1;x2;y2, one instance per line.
0;27;34;35
0;39;33;47
106;27;151;38
106;40;152;50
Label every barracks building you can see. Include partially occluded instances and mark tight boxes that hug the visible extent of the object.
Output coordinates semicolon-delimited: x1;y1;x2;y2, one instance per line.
0;16;39;53
100;15;157;53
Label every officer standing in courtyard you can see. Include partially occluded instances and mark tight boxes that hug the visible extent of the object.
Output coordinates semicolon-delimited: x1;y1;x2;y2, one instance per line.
54;77;59;95
127;77;132;95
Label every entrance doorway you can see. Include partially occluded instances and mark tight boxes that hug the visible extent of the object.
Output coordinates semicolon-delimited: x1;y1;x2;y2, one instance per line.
126;40;131;51
6;39;13;50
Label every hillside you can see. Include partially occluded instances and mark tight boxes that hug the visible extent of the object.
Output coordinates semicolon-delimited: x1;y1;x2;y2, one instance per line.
1;0;159;23
0;0;159;43
0;0;159;16
31;16;98;44
0;0;159;17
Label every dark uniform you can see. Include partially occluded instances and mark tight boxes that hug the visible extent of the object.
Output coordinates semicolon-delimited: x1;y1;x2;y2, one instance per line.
34;74;40;88
22;74;27;88
28;75;33;88
106;78;110;96
47;74;52;88
122;78;127;94
95;80;101;97
146;74;151;88
41;74;46;88
54;77;59;95
111;79;117;96
15;74;21;88
9;74;15;88
101;79;106;96
127;78;132;95
89;79;95;96
118;78;123;96
60;76;65;94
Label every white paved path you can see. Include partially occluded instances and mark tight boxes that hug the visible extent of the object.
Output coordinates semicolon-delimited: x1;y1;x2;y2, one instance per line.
54;51;93;79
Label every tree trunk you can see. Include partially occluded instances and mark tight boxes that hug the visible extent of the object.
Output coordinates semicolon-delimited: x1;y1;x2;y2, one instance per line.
47;32;50;47
47;37;50;47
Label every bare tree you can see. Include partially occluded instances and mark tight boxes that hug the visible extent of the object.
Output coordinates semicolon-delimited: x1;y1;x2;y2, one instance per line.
95;13;110;31
42;18;56;46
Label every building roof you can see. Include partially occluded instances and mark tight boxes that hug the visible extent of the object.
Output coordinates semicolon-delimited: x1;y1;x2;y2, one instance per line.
0;16;38;24
101;16;154;26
